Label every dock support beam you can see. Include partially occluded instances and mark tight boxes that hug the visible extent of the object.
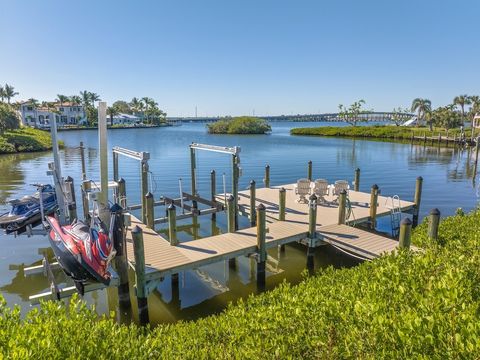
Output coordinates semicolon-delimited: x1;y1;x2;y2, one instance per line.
98;102;109;227
81;180;91;222
264;165;270;188
227;195;236;268
256;204;266;290
413;176;423;227
79;141;86;181
117;178;127;209
210;170;216;220
278;187;287;252
65;176;77;221
249;180;256;226
307;160;312;181
398;218;412;249
307;194;317;271
113;151;119;181
111;204;131;310
474;137;480;176
428;208;441;241
141;161;149;224
190;146;197;205
145;192;154;229
132;225;149;325
354;168;360;192
338;190;347;225
168;204;178;246
232;154;239;230
369;184;379;229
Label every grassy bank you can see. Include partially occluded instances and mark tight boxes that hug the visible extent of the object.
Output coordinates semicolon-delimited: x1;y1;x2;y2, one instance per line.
2;209;480;358
0;128;61;154
207;116;271;134
291;125;477;141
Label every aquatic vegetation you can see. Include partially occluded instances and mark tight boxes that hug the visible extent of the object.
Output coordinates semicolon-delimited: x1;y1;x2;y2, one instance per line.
1;210;480;358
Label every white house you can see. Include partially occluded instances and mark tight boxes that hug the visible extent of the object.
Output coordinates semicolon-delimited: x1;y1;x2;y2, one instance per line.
473;114;480;129
110;113;141;125
18;101;87;128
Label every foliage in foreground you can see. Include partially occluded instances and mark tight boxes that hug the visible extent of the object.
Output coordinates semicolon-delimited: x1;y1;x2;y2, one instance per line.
291;124;477;140
1;210;480;358
0;127;60;154
207;116;271;134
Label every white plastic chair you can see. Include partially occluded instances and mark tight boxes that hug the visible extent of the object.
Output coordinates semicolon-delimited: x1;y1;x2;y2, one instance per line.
294;178;311;203
313;179;329;203
333;180;349;202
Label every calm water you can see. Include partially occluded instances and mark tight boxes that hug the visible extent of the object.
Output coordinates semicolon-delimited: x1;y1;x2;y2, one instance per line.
0;122;478;324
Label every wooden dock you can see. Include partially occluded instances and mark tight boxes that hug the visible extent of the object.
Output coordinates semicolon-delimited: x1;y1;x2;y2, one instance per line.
125;183;416;282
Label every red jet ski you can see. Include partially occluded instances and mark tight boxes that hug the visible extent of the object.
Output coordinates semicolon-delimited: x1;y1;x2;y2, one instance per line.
46;212;116;294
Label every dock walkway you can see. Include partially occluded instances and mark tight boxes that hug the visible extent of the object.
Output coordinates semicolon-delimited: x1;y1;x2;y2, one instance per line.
126;184;416;282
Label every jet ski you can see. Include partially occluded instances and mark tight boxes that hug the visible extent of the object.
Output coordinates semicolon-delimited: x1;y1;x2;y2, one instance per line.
46;209;116;294
0;184;57;234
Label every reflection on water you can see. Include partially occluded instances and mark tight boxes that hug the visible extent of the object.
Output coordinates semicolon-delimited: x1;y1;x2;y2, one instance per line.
0;122;478;325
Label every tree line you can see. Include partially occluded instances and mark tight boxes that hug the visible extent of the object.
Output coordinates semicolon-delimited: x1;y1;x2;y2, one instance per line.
338;95;480;130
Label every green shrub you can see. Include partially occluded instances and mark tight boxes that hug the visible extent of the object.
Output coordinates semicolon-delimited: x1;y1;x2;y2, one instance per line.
207;117;271;134
1;210;480;358
0;127;61;154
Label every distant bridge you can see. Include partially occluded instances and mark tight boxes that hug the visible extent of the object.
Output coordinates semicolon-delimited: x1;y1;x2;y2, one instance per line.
166;112;414;124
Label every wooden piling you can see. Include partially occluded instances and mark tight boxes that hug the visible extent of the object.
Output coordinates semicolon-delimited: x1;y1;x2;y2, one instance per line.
190;146;196;198
307;160;312;181
117;178;127;209
131;225;149;325
249;180;256;226
256;203;266;289
354;168;360;192
413;176;423;227
64;176;77;221
264;165;270;188
111;204;131;310
369;184;379;229
81;180;91;222
338;190;347;225
308;194;317;237
279;187;286;221
79;141;86;181
167;204;178;246
141;161;149;224
226;194;237;267
210;170;216;220
428;208;441;241
232;155;239;230
398;218;412;249
145;192;154;230
113;151;119;181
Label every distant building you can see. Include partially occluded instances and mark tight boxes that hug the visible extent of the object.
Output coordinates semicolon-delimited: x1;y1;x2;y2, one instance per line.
473;114;480;129
18;101;86;128
110;113;141;125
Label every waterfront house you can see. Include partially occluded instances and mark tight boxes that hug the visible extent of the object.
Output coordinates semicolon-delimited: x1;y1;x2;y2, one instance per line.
110;113;141;125
473;113;480;129
18;101;86;128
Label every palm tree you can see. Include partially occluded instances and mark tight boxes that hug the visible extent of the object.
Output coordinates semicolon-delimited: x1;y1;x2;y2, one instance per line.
130;97;141;114
70;95;82;105
4;84;19;104
0;85;4;102
56;94;69;106
80;90;90;107
411;98;432;128
453;95;471;126
89;92;101;107
106;106;119;126
469;95;480;115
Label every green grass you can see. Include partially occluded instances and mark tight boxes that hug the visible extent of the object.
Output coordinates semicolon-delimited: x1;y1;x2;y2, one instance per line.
0;128;61;154
290;125;477;141
207;116;271;134
1;210;480;358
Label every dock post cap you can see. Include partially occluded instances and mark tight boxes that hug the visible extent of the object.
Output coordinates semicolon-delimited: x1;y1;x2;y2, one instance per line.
110;203;123;213
430;208;441;215
250;179;256;185
309;193;317;201
145;192;153;198
118;177;125;183
401;218;412;225
65;175;73;181
265;164;270;168
210;169;215;174
279;187;286;193
355;167;360;171
131;225;142;234
167;203;176;210
308;160;312;164
371;184;379;189
227;194;234;202
416;176;423;181
257;203;266;211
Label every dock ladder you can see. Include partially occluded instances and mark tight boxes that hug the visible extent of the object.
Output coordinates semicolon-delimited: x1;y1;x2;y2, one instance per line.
387;195;402;238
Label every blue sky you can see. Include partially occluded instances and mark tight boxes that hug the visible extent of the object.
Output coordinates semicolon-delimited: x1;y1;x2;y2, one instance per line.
1;0;479;116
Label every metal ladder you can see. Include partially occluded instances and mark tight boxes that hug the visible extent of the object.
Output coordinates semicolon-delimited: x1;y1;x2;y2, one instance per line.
388;195;402;238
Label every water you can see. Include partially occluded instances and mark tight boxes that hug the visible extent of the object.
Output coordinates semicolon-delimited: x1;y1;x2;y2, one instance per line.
0;121;478;324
